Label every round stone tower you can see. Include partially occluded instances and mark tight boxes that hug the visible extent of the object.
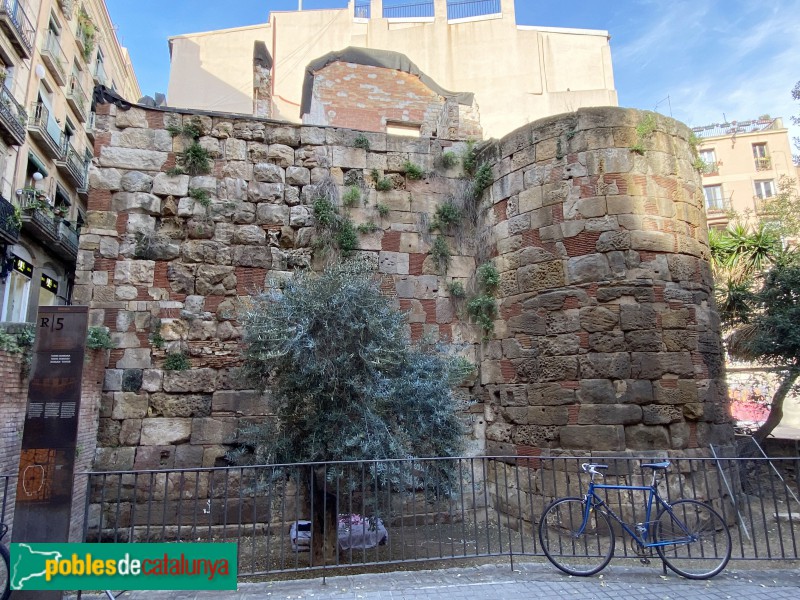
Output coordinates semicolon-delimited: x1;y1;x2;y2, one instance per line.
481;107;733;456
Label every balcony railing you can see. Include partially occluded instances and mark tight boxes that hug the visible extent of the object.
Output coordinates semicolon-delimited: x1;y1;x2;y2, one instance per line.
55;139;87;188
85;110;96;140
0;84;27;146
28;102;62;159
18;189;78;260
93;61;108;87
354;0;370;18
383;1;434;19
0;0;35;58
41;31;68;85
754;157;771;171
705;195;731;213
0;192;20;244
55;219;79;259
447;0;501;19
58;0;75;19
66;74;89;122
700;160;719;176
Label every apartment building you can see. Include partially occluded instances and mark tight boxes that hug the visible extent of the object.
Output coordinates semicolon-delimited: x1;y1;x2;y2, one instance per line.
693;117;800;230
0;0;139;323
166;0;617;140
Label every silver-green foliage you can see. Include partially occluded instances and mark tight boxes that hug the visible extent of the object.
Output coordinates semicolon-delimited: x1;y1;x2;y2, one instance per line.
232;260;471;491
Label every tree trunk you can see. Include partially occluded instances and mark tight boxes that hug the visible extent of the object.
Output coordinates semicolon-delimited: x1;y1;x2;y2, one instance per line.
753;366;800;443
309;467;338;565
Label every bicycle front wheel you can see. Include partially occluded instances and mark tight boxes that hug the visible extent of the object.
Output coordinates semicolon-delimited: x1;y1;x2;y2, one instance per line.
654;499;731;579
1;543;9;600
539;497;615;576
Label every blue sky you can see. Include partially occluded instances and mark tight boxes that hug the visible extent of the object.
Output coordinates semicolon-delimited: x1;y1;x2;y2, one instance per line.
106;0;800;145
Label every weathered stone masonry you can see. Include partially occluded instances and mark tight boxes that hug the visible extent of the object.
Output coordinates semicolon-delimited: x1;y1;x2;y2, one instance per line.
78;103;732;481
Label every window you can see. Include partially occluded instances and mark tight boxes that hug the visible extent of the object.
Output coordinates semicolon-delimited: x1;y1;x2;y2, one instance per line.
753;143;771;170
703;185;725;211
699;149;717;174
1;253;33;322
754;179;775;199
39;272;59;307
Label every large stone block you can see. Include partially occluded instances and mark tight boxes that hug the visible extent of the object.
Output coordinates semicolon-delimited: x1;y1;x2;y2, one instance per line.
560;425;625;451
149;394;212;418
624;424;670;450
580;353;631;379
162;368;217;393
566;254;611;285
140;418;192;446
518;261;565;292
152;173;190;197
99;147;168;170
579;307;619;332
191;417;239;445
578;404;642;425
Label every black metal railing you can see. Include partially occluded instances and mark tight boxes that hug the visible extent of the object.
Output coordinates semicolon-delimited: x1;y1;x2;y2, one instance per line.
57;218;79;256
59;139;87;188
0;193;20;242
383;1;434;19
0;0;35;55
81;453;800;578
354;0;370;18
0;84;27;145
67;74;89;120
447;0;500;19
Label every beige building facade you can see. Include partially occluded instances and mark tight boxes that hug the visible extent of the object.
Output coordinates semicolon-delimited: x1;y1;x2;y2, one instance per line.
694;117;800;229
167;0;617;140
0;0;139;324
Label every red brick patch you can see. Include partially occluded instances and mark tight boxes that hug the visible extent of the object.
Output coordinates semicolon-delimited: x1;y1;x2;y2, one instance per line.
382;231;401;252
420;299;437;324
561;381;580;390
439;323;452;341
235;267;268;295
409;253;425;276
568;404;580;425
563;231;601;257
410;322;424;341
104;308;120;330
89;189;112;212
578;331;589;349
115;214;128;235
500;359;517;383
551;203;564;224
688;422;698;449
516;445;542;468
494;199;508;223
659;378;678;388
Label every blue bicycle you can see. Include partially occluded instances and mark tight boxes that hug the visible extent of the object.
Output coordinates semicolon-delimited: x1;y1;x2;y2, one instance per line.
538;461;732;579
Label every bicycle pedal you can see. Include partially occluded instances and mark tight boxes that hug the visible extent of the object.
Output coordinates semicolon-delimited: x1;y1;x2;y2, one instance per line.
640;558;651;565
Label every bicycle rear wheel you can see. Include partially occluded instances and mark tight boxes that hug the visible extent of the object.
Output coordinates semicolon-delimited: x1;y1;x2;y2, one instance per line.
539;497;615;576
654;499;731;579
1;543;10;600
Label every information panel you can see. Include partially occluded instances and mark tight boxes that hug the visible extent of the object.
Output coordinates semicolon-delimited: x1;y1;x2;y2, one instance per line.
13;306;88;547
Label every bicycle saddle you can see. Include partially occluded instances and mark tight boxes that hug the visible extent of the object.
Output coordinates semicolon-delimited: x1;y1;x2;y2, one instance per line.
641;461;670;470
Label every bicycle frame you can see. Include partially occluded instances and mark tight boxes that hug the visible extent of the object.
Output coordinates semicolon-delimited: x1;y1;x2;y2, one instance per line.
580;480;696;549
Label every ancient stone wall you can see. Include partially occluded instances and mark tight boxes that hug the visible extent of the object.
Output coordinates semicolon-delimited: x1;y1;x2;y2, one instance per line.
79;103;484;474
79;104;732;479
479;109;733;457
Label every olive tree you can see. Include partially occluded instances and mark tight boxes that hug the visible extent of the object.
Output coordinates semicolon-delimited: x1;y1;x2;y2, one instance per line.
230;260;471;560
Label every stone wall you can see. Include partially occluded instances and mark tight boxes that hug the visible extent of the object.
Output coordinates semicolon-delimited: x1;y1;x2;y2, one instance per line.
480;109;732;457
80;102;485;475
80;104;732;478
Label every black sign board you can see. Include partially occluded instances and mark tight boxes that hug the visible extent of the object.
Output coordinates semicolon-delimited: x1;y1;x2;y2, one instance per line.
13;307;88;566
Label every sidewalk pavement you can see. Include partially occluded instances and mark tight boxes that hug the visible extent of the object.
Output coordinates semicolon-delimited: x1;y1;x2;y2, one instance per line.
76;560;800;600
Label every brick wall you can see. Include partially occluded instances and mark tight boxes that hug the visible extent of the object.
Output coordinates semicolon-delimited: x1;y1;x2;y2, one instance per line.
0;350;27;540
68;349;107;542
308;61;481;138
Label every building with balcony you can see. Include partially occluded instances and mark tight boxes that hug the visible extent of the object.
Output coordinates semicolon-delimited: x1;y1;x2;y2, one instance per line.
166;0;617;140
0;0;139;323
693;117;800;230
